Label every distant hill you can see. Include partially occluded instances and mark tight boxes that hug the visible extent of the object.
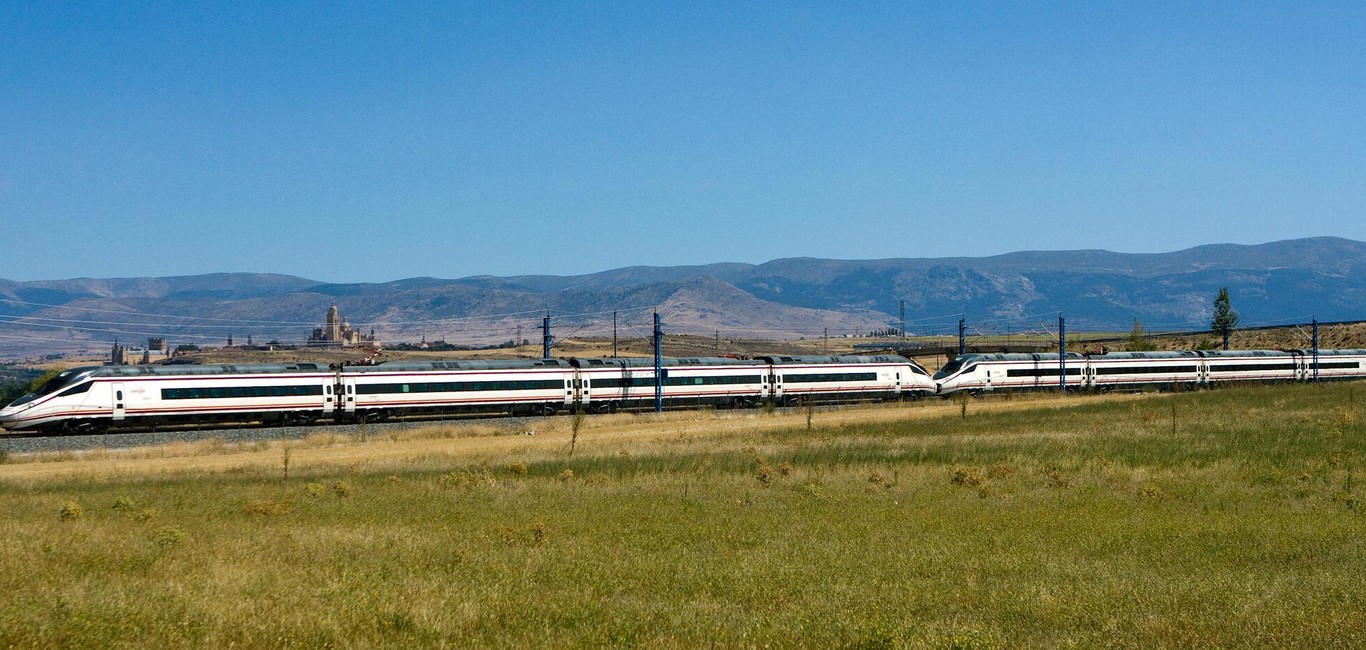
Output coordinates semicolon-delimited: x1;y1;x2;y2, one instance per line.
1;237;1363;359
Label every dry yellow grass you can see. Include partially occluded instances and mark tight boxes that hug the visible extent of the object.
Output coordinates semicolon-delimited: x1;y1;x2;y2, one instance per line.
0;392;1151;484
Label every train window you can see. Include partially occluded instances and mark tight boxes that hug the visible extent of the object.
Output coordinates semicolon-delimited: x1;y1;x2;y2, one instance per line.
58;382;93;397
116;390;124;401
932;360;966;380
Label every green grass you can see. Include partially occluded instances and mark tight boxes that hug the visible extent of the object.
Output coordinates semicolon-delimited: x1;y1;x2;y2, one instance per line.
2;383;1364;648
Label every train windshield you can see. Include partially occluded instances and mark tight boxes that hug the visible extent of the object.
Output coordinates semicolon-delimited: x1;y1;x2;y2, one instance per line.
933;359;967;380
5;369;89;408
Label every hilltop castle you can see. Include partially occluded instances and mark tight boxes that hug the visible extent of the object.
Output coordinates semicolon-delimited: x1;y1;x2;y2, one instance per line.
308;303;376;348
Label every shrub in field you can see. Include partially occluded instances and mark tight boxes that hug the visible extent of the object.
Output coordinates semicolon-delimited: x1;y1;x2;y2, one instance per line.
245;499;292;516
440;468;498;489
777;461;793;477
867;472;896;490
133;507;158;522
986;462;1016;479
305;482;325;497
59;500;83;521
951;467;985;488
753;457;773;485
506;462;528;476
112;495;138;512
558;468;575;482
1045;468;1072;489
331;480;352;498
154;526;186;549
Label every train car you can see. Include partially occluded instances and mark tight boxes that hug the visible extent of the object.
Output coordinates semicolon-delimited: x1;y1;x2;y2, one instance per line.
757;355;935;404
0;363;335;433
1083;351;1206;390
1198;349;1301;384
338;359;575;420
1300;349;1366;380
570;357;770;412
934;348;1366;396
932;353;1085;394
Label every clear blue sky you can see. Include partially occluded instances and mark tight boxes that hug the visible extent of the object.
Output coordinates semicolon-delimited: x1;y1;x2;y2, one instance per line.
3;2;1363;283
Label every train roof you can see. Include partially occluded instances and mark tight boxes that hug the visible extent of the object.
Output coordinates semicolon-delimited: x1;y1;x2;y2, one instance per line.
571;357;766;368
82;362;332;377
351;358;574;373
949;353;1084;363
1194;349;1295;358
1089;351;1202;359
753;354;914;365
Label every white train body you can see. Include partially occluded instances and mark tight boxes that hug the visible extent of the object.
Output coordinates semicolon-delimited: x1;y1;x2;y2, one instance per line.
0;355;935;433
934;349;1366;395
0;364;336;432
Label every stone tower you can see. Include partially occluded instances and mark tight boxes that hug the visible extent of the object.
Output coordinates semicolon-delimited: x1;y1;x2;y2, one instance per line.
327;303;341;341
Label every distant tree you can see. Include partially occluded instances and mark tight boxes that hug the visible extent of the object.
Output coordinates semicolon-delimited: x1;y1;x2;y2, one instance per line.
1125;320;1157;352
1210;287;1240;333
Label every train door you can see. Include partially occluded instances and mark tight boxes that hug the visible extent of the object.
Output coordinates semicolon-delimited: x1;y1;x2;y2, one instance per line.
340;377;357;415
572;371;588;411
773;371;784;401
322;378;336;417
894;370;902;396
112;382;126;422
563;373;575;410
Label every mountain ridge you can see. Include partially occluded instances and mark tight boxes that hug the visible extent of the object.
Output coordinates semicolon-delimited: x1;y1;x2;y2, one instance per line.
1;237;1363;358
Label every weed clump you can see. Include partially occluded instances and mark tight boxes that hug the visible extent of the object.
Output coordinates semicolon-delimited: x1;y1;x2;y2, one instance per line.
558;468;575;482
952;467;986;488
754;457;773;485
59;500;83;521
112;495;138;512
154;526;186;549
986;462;1016;479
506;462;528;476
867;472;896;491
441;468;498;489
245;499;292;516
331;480;352;498
305;482;325;497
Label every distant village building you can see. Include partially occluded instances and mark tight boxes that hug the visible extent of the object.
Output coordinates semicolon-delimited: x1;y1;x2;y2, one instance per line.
109;340;149;365
308;303;377;348
148;337;167;354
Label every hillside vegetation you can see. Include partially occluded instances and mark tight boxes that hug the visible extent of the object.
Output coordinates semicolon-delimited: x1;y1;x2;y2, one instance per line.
1;384;1363;647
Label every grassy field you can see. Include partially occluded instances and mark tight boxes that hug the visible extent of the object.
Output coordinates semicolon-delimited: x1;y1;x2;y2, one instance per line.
2;384;1364;648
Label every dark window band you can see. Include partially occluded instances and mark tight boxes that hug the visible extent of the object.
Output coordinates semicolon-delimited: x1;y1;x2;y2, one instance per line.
162;385;324;400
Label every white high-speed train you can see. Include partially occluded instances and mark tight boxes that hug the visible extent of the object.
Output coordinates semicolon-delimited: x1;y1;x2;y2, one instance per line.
932;349;1366;394
0;355;935;433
